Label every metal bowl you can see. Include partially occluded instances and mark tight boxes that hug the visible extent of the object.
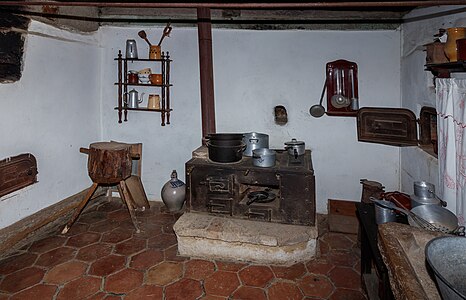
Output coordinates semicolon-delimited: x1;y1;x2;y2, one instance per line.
425;236;466;300
408;205;459;233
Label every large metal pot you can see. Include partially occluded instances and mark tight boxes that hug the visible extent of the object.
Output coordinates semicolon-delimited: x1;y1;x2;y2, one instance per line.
207;133;244;141
206;142;245;163
252;148;276;168
243;132;269;157
284;138;305;158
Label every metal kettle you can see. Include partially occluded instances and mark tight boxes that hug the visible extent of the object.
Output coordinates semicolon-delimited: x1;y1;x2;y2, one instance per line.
124;89;145;108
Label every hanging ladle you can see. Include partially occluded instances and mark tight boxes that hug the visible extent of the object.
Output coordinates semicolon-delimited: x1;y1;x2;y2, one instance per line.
309;79;327;118
138;30;152;46
331;69;350;108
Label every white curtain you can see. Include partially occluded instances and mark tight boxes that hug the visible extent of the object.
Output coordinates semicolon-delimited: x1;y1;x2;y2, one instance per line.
436;78;466;227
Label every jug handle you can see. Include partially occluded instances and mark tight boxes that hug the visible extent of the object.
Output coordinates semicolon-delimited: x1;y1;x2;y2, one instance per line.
139;92;145;103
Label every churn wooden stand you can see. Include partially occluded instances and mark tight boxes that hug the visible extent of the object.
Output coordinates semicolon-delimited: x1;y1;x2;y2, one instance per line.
62;141;149;234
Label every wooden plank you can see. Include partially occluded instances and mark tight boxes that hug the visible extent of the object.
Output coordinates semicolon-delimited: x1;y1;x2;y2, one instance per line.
328;199;358;234
125;175;150;209
329;199;358;217
0;187;106;259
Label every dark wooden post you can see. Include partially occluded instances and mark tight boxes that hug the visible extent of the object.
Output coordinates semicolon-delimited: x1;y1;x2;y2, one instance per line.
197;7;216;141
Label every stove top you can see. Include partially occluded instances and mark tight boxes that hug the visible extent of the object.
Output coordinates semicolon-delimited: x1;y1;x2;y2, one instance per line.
190;146;314;174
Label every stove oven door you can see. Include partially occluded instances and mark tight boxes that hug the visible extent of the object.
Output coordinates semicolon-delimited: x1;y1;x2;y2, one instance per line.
357;107;418;146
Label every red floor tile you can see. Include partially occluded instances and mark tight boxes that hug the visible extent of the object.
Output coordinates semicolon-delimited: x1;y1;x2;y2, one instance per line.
164;245;188;262
44;260;88;284
88;219;121;233
78;211;107;224
0;199;367;300
56;276;101;300
328;267;360;289
146;261;183;286
88;254;126;277
9;284;57;300
28;236;67;253
267;281;303;300
147;234;177;250
325;233;356;250
165;278;203;300
0;267;45;293
231;286;267;300
63;223;90;236
238;265;274;288
35;247;76;268
271;263;306;281
0;253;37;275
125;285;163;300
104;269;143;294
298;274;335;298
114;237;146;256
306;259;336;275
184;259;216;280
204;271;240;297
101;230;132;244
215;261;246;272
66;232;101;248
326;250;358;268
330;288;367;300
76;243;113;262
130;249;164;270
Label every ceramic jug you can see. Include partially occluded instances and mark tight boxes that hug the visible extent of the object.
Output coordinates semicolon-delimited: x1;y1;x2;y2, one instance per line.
444;27;466;62
161;170;186;212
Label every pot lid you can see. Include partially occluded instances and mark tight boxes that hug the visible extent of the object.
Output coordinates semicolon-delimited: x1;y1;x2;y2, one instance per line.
284;138;305;146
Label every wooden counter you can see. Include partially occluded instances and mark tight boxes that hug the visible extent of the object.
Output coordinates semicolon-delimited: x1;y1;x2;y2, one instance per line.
377;222;445;300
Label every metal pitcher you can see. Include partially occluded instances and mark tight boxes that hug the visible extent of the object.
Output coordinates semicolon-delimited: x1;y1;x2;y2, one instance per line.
125;39;138;59
124;89;145;108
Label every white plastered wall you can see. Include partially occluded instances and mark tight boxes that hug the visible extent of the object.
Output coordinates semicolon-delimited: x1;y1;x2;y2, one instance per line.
100;27;402;214
0;21;101;228
400;6;466;199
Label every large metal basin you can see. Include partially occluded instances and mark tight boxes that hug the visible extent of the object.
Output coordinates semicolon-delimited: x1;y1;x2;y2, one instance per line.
425;236;466;300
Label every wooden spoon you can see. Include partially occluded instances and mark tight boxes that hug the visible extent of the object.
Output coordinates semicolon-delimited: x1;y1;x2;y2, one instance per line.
138;30;151;46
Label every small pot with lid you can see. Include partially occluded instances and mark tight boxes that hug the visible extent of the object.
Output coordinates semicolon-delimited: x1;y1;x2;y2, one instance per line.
284;138;305;159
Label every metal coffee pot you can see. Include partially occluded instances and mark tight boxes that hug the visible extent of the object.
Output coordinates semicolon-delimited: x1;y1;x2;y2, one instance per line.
124;89;145;108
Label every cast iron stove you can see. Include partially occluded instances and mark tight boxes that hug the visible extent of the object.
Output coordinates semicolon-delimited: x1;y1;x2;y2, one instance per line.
185;146;315;226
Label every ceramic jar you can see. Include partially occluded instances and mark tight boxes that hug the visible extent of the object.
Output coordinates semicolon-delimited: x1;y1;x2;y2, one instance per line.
161;170;186;212
444;27;466;62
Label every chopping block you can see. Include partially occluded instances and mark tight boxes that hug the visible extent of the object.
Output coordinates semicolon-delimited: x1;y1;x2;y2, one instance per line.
61;141;149;234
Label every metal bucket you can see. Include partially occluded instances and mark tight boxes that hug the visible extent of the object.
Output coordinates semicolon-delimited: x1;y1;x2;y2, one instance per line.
425;236;466;300
374;199;397;224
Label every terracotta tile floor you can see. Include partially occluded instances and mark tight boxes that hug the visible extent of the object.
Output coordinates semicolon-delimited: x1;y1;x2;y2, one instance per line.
0;199;366;300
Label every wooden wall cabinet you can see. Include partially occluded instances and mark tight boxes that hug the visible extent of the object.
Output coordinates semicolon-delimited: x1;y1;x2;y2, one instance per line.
115;50;172;126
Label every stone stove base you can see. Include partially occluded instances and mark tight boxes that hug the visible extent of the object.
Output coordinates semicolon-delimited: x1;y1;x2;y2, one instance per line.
173;212;318;266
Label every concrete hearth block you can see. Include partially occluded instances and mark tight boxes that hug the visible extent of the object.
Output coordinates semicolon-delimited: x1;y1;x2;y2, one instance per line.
173;212;318;266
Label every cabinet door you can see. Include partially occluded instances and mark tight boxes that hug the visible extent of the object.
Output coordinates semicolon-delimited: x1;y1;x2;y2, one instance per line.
357;107;418;146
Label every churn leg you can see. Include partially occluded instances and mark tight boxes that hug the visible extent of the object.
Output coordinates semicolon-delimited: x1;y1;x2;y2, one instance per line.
118;180;141;233
61;182;99;234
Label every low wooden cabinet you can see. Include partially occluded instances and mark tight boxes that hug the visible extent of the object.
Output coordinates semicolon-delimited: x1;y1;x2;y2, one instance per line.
115;50;172;126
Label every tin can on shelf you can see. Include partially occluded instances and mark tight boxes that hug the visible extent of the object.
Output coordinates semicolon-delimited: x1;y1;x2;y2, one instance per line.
128;71;138;84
